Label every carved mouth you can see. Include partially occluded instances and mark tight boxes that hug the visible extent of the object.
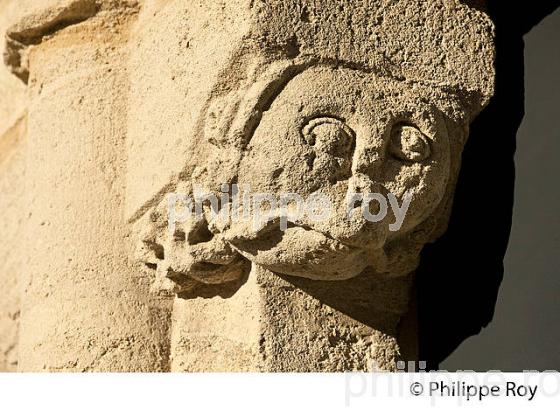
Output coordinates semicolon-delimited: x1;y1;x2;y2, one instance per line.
225;220;376;281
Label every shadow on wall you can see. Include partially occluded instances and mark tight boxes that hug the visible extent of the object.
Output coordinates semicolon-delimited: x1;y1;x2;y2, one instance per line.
417;0;560;370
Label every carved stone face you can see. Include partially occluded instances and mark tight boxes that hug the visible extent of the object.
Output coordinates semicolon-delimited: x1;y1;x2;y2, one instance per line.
138;64;465;290
126;0;494;295
216;66;452;280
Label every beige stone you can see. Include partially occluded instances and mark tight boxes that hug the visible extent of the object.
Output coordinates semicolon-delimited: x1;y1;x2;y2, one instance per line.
0;0;495;371
0;0;26;373
3;0;173;372
0;116;25;372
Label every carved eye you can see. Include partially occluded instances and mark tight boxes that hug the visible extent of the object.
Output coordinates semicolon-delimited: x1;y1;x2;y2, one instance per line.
389;124;431;162
302;117;354;156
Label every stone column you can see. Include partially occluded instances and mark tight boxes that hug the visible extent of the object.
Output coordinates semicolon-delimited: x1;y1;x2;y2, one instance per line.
6;1;173;371
171;265;414;372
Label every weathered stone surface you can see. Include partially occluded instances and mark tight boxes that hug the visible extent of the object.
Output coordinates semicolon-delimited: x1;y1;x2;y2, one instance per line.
1;0;495;371
3;0;173;372
0;0;26;373
171;265;413;371
125;0;494;220
130;0;494;371
0;116;25;372
0;0;25;135
133;0;493;286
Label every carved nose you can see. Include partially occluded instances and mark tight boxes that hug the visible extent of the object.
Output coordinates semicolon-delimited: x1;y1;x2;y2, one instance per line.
348;172;375;194
347;172;388;198
351;132;386;180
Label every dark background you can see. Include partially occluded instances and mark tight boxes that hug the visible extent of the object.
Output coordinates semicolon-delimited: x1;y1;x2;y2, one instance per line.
441;8;560;371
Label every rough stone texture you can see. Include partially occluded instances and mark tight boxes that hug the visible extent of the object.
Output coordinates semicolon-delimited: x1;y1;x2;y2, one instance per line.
3;0;173;372
0;0;25;135
1;0;495;371
131;0;494;371
171;265;413;371
0;0;26;373
0;116;25;372
133;0;493;288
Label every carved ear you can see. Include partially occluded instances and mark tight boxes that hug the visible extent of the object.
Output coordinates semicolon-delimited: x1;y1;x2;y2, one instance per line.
196;58;310;190
203;59;308;151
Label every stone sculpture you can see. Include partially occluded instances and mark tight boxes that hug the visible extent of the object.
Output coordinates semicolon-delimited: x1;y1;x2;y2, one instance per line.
0;0;495;371
139;65;469;294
